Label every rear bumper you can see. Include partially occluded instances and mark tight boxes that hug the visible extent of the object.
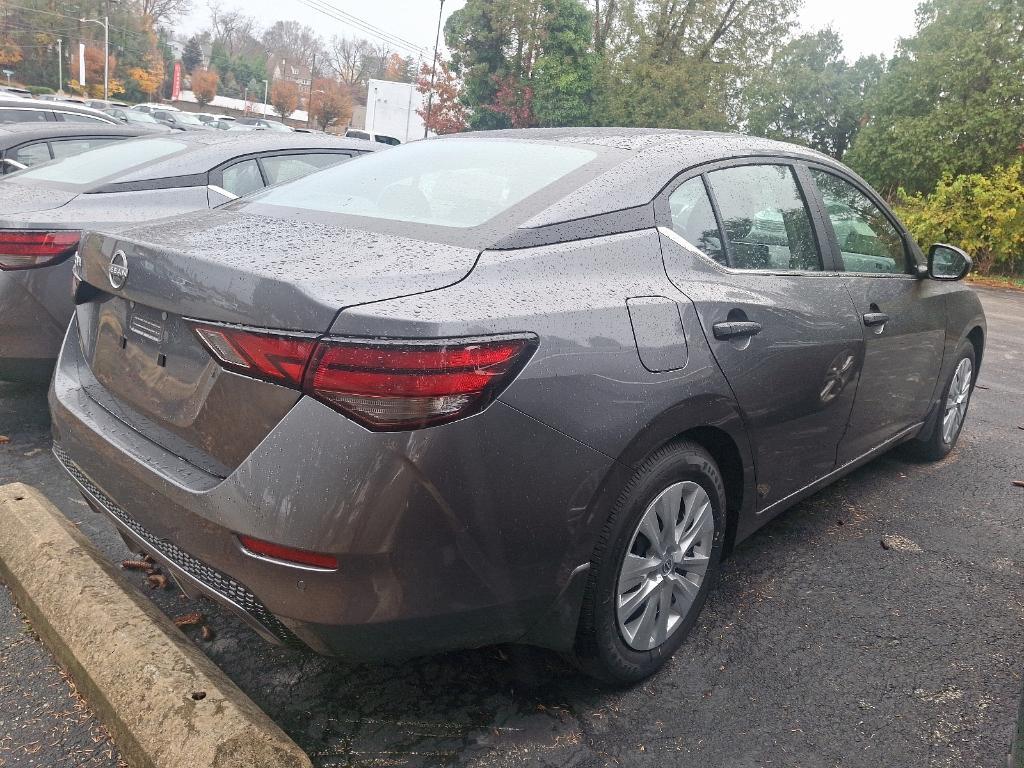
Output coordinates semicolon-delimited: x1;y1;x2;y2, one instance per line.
49;317;613;658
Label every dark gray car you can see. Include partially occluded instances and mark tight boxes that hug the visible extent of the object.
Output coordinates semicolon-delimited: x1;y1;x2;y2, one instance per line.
0;131;377;381
0;96;117;126
0;122;146;174
49;129;986;683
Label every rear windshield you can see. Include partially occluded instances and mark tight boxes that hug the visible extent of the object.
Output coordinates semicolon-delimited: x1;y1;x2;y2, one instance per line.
13;137;188;187
252;139;598;228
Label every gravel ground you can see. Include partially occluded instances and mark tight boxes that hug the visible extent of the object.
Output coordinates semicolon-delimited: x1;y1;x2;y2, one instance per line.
0;286;1021;767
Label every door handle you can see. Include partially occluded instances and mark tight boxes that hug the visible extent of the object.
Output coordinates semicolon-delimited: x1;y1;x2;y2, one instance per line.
713;321;762;340
863;312;889;327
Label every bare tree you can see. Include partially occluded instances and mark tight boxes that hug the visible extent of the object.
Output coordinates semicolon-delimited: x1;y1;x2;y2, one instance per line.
140;0;193;25
262;20;323;72
327;35;373;87
207;0;259;58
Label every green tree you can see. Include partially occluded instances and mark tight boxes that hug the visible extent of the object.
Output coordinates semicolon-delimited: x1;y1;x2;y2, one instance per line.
593;0;800;130
845;0;1024;195
533;0;596;126
182;35;204;73
745;30;883;160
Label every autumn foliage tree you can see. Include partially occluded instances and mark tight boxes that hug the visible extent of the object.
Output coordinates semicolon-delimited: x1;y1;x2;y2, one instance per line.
191;69;219;107
270;79;299;121
308;77;352;131
415;59;468;135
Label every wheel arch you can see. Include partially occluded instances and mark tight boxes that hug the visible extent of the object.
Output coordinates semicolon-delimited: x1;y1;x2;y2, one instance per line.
966;325;985;377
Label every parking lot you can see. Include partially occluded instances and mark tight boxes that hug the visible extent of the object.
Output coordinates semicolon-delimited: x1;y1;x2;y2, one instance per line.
1;285;1021;768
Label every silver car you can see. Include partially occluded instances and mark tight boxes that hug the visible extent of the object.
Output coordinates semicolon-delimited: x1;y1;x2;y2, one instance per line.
50;129;985;682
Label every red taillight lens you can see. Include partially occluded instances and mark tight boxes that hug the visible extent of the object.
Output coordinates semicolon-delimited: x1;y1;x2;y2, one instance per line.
305;336;537;430
190;321;537;431
238;534;338;570
191;325;317;387
0;230;80;271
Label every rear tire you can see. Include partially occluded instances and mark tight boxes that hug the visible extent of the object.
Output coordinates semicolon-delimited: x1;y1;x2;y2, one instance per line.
908;341;976;461
574;440;726;684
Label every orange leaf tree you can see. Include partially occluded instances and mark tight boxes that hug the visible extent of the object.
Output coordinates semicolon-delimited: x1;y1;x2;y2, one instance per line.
308;77;352;131
191;69;219;108
270;79;299;121
415;58;468;135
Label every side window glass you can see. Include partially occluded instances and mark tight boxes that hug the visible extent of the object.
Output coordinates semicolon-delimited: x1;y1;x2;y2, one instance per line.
706;164;822;271
221;159;265;197
810;169;908;274
50;138;118;160
56;112;106;123
11;142;53;167
261;153;347;186
0;108;49;123
667;177;727;266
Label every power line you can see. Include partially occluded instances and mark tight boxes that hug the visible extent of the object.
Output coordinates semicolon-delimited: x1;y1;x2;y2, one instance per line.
294;0;428;56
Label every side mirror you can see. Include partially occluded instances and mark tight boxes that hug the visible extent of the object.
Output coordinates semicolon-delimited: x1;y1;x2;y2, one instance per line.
928;243;972;281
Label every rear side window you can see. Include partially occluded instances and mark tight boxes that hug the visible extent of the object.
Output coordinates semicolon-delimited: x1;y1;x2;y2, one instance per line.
15;137;187;186
221;159;265;197
346;130;370;140
10;142;53;166
810;169;909;274
706;164;822;271
261;153;346;186
55;111;107;123
668;178;727;266
0;108;49;123
50;138;118;160
253;139;597;229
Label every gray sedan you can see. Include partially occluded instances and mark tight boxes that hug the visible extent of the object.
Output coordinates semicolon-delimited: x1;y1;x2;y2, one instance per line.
0;131;377;381
50;129;985;683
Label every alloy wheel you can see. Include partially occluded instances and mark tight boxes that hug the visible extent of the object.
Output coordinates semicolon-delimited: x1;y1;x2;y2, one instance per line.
942;357;973;445
616;481;715;651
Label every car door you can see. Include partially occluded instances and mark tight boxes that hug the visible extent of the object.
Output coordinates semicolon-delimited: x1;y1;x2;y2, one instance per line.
658;161;865;511
805;167;947;462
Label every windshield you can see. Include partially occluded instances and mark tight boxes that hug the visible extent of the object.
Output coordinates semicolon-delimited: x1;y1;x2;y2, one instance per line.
13;137;188;187
252;139;597;229
172;112;204;125
126;111;159;124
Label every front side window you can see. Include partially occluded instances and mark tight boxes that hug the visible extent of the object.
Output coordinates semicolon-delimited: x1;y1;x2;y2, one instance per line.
261;153;347;186
56;111;107;123
252;139;598;229
706;164;822;271
0;108;49;123
668;177;727;266
221;159;265;197
811;169;908;274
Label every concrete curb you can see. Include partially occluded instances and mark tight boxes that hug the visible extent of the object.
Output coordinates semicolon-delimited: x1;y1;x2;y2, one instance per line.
0;482;312;768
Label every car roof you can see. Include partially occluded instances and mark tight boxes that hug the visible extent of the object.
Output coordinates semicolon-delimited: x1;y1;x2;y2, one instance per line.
92;131;381;191
447;128;838;230
0;122;146;149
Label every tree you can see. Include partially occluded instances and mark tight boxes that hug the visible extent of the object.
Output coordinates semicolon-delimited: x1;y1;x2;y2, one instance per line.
270;79;299;121
327;35;373;88
532;0;596;127
416;59;469;134
383;53;415;83
262;21;323;73
745;30;883;160
191;68;218;107
140;0;192;25
308;77;352;130
0;37;23;68
182;35;204;73
845;0;1024;195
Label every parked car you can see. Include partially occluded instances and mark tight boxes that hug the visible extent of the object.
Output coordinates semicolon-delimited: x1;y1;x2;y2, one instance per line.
194;112;230;126
231;117;293;132
344;128;401;145
0;123;145;175
132;102;179;113
151;109;213;131
0;96;117;125
0;132;377;382
0;86;33;98
84;99;131;111
102;108;174;133
47;129;986;681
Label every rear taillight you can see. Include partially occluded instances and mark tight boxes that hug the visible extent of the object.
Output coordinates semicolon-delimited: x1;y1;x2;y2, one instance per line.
189;322;537;431
0;230;80;271
238;534;338;570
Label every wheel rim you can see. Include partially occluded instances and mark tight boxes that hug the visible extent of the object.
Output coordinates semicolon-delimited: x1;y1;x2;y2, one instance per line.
941;357;973;445
616;481;715;651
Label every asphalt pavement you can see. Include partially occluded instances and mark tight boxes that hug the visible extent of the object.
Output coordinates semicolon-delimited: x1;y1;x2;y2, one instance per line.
0;286;1021;768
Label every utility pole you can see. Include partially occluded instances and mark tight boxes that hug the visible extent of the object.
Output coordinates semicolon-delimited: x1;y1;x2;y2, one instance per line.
262;79;268;117
424;0;445;138
80;16;109;99
306;53;316;129
56;39;62;93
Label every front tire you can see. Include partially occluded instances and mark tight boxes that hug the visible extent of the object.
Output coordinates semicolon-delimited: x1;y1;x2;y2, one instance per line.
910;341;976;461
574;441;726;684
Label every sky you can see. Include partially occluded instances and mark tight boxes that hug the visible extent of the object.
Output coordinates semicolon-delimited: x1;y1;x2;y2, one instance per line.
179;0;922;63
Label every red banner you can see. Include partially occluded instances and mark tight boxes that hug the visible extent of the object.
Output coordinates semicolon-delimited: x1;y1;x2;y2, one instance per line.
171;61;181;101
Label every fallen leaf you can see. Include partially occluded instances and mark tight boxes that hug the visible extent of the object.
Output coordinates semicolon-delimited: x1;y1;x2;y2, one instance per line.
1012;481;1024;489
975;384;990;390
121;559;149;572
0;435;9;444
173;611;204;628
200;625;215;642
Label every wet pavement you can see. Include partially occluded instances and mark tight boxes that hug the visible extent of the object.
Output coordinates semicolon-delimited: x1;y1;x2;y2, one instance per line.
0;286;1021;767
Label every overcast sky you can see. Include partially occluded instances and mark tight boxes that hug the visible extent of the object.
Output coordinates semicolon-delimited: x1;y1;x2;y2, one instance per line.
180;0;922;62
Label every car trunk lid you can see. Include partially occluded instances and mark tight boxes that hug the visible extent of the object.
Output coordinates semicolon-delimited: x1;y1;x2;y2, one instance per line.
74;209;480;474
